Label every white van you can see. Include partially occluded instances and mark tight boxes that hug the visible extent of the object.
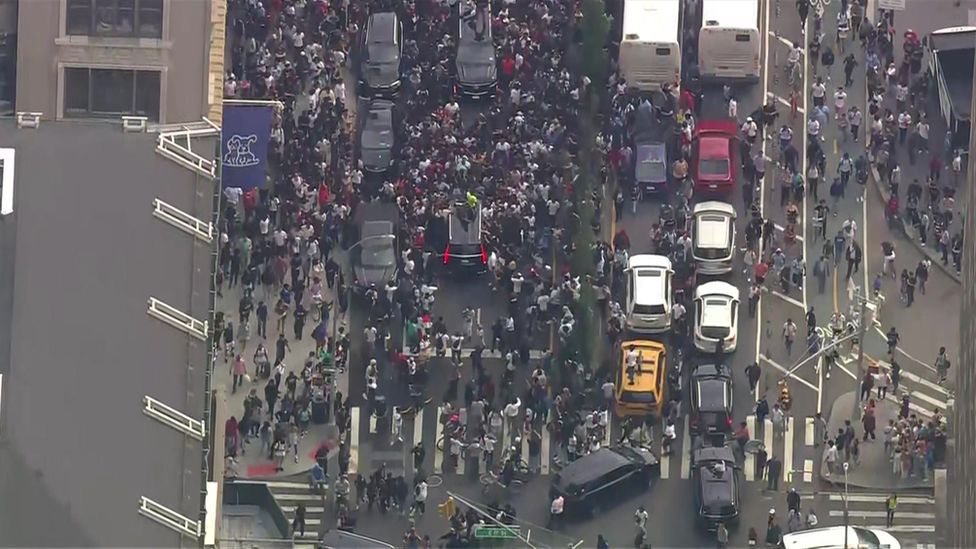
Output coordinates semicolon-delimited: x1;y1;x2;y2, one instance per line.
691;201;737;275
781;526;901;549
619;0;682;92
625;254;673;333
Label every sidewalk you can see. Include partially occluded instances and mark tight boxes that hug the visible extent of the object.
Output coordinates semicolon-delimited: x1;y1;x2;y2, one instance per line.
214;267;349;479
820;392;933;490
868;79;965;283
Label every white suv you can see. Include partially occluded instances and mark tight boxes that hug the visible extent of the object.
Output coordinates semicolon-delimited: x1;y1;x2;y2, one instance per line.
625;254;673;333
693;281;739;353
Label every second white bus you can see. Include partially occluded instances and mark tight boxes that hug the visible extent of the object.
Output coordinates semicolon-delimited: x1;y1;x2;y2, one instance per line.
698;0;761;82
618;0;682;92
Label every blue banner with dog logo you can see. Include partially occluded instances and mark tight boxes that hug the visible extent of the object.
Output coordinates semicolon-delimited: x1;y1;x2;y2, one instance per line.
221;103;273;189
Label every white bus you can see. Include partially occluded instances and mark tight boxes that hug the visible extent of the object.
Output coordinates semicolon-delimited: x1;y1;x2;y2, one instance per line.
698;0;761;82
618;0;682;92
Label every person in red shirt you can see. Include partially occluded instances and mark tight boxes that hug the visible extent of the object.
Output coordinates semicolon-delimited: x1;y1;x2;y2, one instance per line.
755;260;770;285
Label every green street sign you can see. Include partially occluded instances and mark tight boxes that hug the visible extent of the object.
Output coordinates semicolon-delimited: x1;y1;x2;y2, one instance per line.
473;526;520;539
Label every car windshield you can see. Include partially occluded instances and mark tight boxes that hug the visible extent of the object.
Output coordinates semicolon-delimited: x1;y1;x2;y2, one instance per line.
700;158;730;177
457;42;494;64
363;129;392;149
637;159;667;182
853;527;882;549
362;244;395;267
368;44;398;64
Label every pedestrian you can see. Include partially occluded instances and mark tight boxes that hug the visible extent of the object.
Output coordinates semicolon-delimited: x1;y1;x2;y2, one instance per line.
824;440;838;475
756;445;768;480
766;454;782;491
746;361;762;392
886;493;898;527
814;412;828;447
935;347;951;384
783;319;797;356
787;487;801;513
862;401;876;441
231;354;247;393
292;503;306;537
859;371;874;403
814;255;830;294
890;360;901;393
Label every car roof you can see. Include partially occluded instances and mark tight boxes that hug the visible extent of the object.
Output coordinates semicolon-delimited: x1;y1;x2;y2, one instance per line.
633;268;668;306
692;200;736;216
355;201;399;226
620;340;666;393
699;135;730;158
368;11;398;35
555;448;632;485
448;202;482;245
694;445;736;463
628;253;672;269
695;281;739;300
458;4;493;43
362;220;394;240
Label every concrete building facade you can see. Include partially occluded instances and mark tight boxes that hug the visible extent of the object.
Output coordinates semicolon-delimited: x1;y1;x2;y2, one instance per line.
2;0;225;124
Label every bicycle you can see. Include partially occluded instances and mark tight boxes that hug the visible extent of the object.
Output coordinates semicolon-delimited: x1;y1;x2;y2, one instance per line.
479;469;525;495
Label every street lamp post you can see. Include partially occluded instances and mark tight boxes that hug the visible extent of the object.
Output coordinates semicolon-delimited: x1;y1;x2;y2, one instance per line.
843;461;850;549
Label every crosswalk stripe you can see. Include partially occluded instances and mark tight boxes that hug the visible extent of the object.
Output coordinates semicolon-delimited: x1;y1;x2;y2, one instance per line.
264;480;312;489
804;416;815;446
273;492;323;501
434;408;444;473
829;510;936;520
803;459;813;483
660;444;670;480
369;411;378;434
414;409;424;447
281;505;324;514
745;415;756;481
885;392;936;418
827;494;935;504
864;525;936;533
456;408;466;475
783;416;794;483
349;407;360;476
902;389;946;409
680;414;692;479
763;418;774;465
901;369;950;395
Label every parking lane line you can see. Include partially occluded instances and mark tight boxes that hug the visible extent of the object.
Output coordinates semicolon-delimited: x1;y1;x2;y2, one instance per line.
745;415;756;481
783;416;794;483
680;414;691;479
434;408;444;473
349;406;360;476
767;288;806;309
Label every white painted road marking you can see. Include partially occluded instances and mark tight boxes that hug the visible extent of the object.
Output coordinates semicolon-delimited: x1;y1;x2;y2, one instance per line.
434;408;445;473
759;354;819;392
745;415;756;481
680;414;692;479
783;416;794;483
804;416;815;446
349;407;360;476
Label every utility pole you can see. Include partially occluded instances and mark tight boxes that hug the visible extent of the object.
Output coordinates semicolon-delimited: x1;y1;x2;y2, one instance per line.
849;285;877;421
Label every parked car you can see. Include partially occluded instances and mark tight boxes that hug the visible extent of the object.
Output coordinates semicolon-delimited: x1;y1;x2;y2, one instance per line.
550;447;659;517
360;11;402;97
691;445;740;531
693;281;740;353
689;363;733;436
359;99;397;173
693;120;738;194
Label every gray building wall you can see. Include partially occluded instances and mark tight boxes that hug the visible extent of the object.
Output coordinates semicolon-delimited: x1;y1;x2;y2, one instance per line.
14;0;210;123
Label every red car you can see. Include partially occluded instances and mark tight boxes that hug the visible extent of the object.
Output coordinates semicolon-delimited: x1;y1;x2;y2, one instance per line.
692;120;738;194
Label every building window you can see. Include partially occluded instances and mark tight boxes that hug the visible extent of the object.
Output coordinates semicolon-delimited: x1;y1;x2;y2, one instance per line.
65;0;163;39
64;67;161;121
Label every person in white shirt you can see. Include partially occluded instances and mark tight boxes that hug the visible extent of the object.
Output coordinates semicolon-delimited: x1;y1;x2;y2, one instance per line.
833;87;847;120
807;117;821;141
811;78;827;107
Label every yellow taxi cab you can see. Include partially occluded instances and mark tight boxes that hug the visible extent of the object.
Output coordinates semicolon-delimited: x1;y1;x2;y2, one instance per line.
615;339;667;418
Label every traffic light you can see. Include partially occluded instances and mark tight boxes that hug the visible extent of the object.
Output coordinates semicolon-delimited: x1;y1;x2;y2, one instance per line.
438;497;457;519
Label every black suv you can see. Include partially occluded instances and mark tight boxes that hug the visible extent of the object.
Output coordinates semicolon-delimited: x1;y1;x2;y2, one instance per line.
359;11;402;97
691;446;740;531
428;201;488;275
549;447;659;517
689;363;733;437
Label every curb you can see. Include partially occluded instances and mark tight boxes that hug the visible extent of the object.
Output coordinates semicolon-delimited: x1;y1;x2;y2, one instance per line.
867;164;961;283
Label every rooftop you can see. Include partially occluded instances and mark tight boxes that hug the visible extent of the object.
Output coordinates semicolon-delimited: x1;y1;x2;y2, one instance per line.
0;120;215;546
